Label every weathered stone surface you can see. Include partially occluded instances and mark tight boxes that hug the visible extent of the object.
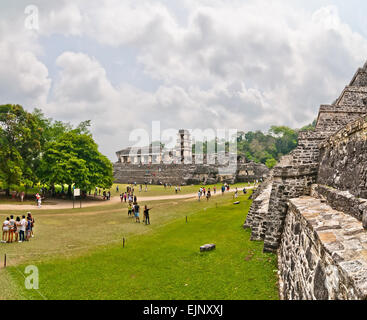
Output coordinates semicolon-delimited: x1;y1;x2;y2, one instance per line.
245;61;367;300
243;180;272;242
279;196;367;300
318;116;367;199
311;184;367;222
200;244;216;252
113;162;269;185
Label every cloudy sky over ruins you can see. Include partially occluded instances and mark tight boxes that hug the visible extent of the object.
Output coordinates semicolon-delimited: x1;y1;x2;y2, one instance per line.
1;0;367;159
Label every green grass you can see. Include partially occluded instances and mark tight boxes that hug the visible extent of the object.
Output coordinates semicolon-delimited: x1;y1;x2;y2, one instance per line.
4;193;278;300
110;182;255;197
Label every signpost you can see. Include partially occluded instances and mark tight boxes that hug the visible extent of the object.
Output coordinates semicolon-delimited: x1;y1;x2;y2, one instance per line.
73;188;81;209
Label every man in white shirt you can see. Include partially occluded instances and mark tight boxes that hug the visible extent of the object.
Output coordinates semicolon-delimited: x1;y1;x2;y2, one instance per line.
19;215;26;242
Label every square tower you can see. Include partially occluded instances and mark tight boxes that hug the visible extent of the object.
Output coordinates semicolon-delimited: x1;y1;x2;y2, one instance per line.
175;129;192;164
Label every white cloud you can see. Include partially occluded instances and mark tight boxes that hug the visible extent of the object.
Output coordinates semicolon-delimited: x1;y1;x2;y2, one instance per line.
0;19;51;107
1;1;367;160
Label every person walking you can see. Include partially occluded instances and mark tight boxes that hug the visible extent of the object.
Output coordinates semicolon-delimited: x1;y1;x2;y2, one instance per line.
198;190;202;202
206;189;211;201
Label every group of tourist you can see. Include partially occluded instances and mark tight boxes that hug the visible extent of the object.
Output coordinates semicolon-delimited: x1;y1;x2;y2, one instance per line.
119;185;153;225
1;212;35;243
128;202;152;225
198;187;212;201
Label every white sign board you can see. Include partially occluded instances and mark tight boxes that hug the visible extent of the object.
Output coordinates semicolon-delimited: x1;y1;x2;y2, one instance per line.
74;189;80;197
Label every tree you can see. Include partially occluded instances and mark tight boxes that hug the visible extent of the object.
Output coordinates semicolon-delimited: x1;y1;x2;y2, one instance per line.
0;105;42;195
265;158;277;169
39;130;113;196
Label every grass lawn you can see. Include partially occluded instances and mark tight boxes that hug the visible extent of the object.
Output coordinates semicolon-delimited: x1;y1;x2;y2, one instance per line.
0;192;278;300
110;182;256;197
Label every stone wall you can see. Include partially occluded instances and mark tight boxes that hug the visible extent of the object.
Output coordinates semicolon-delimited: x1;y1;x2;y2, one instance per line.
318;116;367;198
113;162;269;185
244;181;272;241
311;184;367;223
279;196;367;300
263;165;318;253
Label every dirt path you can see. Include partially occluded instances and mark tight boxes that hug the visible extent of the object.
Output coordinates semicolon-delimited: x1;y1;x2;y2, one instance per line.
0;187;254;211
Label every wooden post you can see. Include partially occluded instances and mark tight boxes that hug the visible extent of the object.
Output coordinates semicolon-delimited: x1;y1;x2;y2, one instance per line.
4;254;6;268
123;238;125;248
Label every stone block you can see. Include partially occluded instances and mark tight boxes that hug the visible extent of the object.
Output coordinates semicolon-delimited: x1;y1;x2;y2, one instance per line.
200;244;216;252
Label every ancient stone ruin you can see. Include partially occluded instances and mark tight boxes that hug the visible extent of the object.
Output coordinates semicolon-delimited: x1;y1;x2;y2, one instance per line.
245;61;367;300
113;129;269;185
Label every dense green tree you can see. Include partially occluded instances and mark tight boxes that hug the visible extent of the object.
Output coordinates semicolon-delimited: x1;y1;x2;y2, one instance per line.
0;105;42;195
39;130;113;196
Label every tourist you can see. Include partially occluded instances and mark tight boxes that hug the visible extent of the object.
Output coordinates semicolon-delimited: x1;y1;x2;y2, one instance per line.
234;188;238;199
26;216;32;241
134;195;137;203
35;193;40;205
120;193;123;203
139;184;142;192
108;191;111;200
8;215;15;243
175;186;178;194
116;185;119;192
20;191;25;202
27;212;35;238
206;189;211;201
221;185;225;195
213;186;216;195
134;202;140;223
243;187;247;195
198;190;201;202
145;183;148;192
37;196;42;208
128;203;133;217
19;215;26;242
14;217;21;242
124;192;127;202
2;217;10;243
144;205;152;225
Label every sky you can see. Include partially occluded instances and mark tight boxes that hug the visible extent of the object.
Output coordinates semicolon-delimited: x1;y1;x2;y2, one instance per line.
1;0;367;160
